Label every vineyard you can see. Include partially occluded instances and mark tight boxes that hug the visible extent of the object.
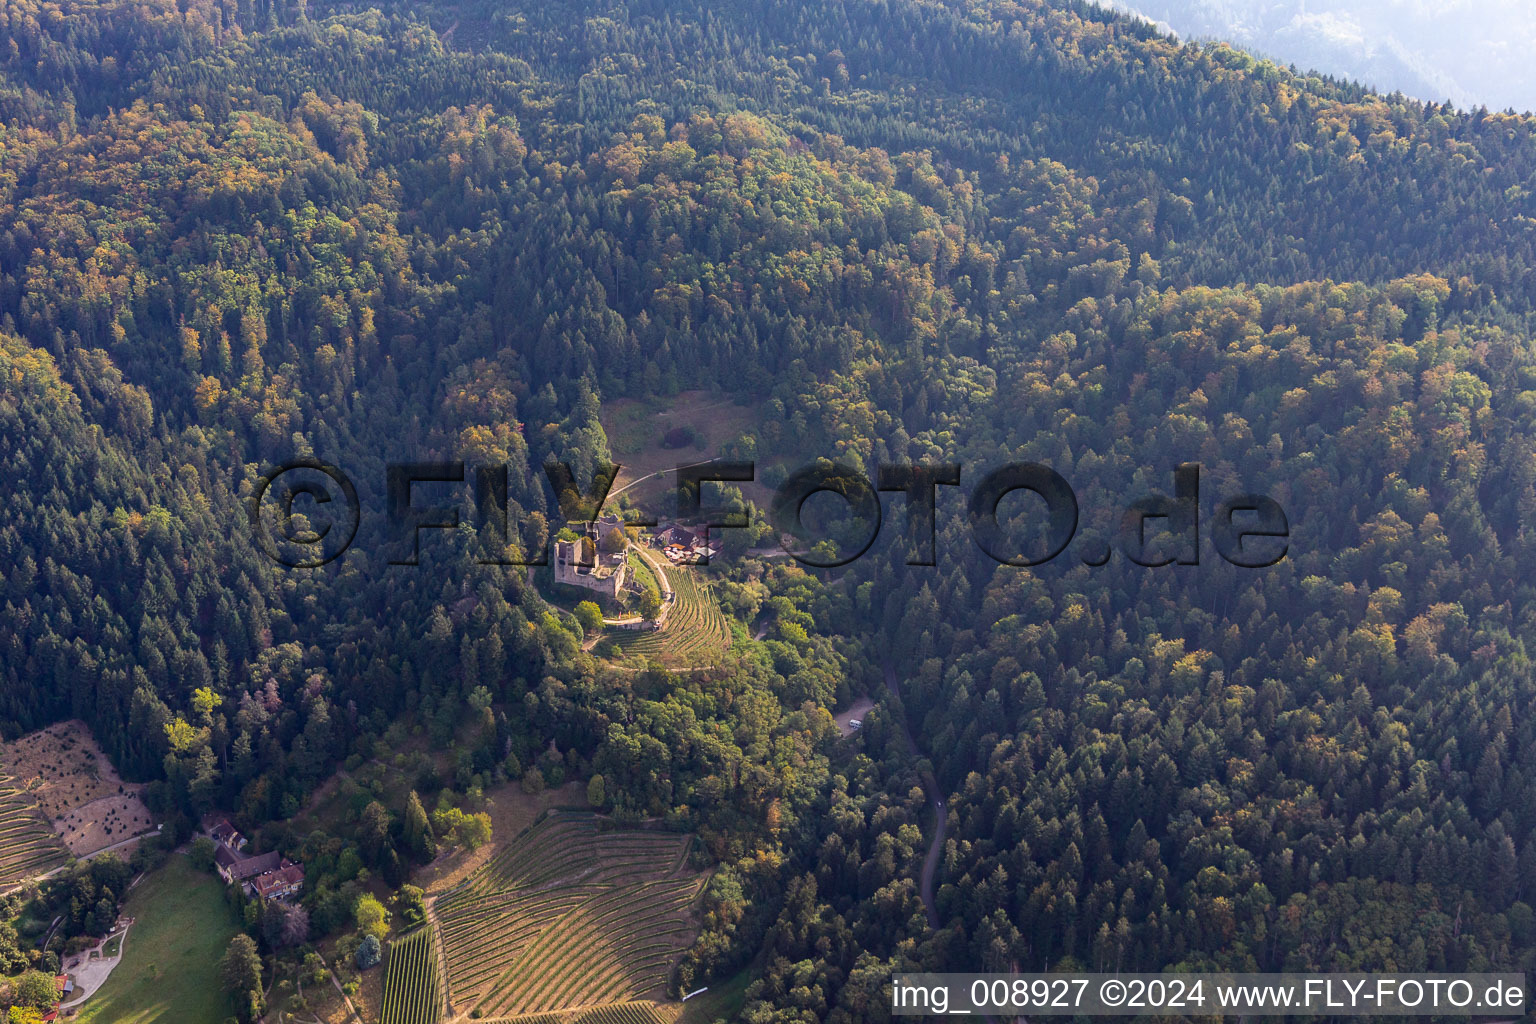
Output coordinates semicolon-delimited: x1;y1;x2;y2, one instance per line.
381;926;443;1024
0;765;69;891
482;1001;676;1024
432;812;703;1020
611;565;730;668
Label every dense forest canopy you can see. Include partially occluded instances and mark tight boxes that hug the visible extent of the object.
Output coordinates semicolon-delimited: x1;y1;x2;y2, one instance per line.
4;0;1536;1019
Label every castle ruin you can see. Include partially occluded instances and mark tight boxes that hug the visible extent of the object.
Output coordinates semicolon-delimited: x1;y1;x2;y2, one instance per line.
553;513;630;600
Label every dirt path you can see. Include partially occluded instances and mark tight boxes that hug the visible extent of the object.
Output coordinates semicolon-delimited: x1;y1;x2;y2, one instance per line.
425;897;453;1020
18;827;159;893
885;664;1013;1024
325;955;365;1023
608;457;719;501
743;546;790;560
83;825;161;860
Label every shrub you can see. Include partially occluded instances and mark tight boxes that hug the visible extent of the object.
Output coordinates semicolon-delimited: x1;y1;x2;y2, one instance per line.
574;601;604;635
355;934;382;970
354;894;390;941
13;971;57;1010
661;425;695;448
189;836;218;873
521;768;546;795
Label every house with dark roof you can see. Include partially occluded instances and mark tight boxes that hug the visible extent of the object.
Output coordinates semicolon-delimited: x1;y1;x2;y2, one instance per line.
216;849;281;886
654;524;703;548
654;523;723;563
207;818;247;852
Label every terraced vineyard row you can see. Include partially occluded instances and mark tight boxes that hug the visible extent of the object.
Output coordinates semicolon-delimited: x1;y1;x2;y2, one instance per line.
0;771;68;890
439;886;599;1004
451;814;613;897
472;876;703;1017
569;1004;673;1024
444;812;688;903
381;927;442;1024
482;1001;672;1024
612;565;730;667
434;811;702;1020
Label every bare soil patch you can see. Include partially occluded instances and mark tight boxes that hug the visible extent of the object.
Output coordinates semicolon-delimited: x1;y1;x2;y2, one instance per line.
834;697;876;738
0;720;156;856
56;794;157;856
354;959;385;1023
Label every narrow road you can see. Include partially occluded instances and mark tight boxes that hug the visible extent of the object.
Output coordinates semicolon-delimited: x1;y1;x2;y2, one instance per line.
40;916;61;953
884;662;946;929
885;663;1013;1024
607;457;720;501
80;826;162;862
7;826;163;895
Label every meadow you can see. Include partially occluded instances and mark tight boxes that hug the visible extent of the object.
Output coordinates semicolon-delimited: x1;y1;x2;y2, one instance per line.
73;854;242;1024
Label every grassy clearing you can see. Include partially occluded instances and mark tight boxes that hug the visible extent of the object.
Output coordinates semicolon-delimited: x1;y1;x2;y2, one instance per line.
263;940;364;1024
628;549;661;601
600;392;766;509
675;969;752;1024
601;391;758;465
414;780;583;896
74;854;241;1024
0;720;156;858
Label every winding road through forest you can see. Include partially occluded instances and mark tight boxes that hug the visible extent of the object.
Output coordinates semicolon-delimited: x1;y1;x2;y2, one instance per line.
885;663;1018;1024
885;663;1015;1024
884;663;946;929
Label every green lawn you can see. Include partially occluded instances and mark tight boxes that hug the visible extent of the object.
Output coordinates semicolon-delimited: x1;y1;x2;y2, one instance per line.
628;548;661;600
75;853;242;1024
676;968;752;1024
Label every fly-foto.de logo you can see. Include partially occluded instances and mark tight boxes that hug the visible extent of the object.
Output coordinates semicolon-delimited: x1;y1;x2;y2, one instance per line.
248;459;1288;570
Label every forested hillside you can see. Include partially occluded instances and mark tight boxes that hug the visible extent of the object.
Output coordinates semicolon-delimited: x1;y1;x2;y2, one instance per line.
1092;0;1536;115
4;0;1536;1019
